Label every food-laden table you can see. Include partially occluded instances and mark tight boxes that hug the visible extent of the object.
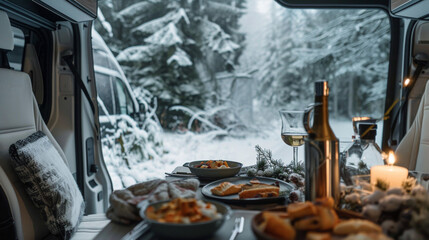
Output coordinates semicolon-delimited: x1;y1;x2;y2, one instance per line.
86;171;429;240
90;176;280;240
90;210;259;240
138;210;259;240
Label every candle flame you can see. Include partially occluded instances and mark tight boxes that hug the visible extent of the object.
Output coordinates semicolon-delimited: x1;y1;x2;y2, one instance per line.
404;78;411;87
387;151;396;165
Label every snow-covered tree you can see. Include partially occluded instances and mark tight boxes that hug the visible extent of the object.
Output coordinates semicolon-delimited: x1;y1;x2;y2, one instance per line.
256;6;390;119
95;0;246;130
257;5;312;109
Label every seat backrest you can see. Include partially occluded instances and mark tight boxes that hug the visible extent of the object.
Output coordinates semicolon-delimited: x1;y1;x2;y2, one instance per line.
23;43;44;105
396;80;429;171
0;11;70;240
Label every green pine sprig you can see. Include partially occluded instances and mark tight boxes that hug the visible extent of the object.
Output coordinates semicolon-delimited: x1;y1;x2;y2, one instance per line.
375;178;389;191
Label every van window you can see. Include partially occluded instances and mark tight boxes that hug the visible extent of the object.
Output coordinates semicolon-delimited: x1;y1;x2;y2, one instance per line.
95;72;115;115
115;77;134;115
93;48;121;73
93;49;110;69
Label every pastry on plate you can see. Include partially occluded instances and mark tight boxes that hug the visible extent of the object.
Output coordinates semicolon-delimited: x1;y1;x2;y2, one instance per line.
334;219;382;235
306;232;332;240
261;212;295;240
210;182;242;196
239;182;280;199
287;202;318;220
317;206;339;231
294;215;321;231
343;233;392;240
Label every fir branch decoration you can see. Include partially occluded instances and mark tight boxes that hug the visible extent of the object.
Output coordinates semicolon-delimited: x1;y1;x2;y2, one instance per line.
248;145;305;203
255;145;285;174
402;177;417;194
286;161;305;177
252;145;305;177
375;178;389;191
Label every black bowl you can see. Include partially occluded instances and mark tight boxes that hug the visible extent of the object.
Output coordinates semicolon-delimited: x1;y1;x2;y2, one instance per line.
185;160;242;179
141;199;231;240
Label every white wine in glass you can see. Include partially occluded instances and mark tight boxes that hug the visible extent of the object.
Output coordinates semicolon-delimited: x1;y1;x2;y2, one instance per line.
279;110;308;166
281;132;306;147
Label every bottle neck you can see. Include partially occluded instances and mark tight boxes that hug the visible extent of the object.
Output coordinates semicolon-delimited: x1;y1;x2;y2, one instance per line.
310;95;337;140
313;95;329;125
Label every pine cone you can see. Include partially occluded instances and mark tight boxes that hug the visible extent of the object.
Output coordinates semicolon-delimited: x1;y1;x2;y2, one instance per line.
289;191;299;203
289;173;304;187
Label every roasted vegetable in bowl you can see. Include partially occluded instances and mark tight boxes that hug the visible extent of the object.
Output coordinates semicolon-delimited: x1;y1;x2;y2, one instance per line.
186;160;242;179
196;160;230;169
145;198;221;223
142;198;231;240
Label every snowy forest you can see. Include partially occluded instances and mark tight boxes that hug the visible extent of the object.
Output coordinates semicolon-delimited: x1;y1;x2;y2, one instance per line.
94;0;390;189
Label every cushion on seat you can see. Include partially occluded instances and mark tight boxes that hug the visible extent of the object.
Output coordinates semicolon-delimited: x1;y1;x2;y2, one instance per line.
9;131;84;239
71;214;110;240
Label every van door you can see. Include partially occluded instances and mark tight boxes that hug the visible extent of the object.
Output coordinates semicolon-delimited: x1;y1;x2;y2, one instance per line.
74;22;112;212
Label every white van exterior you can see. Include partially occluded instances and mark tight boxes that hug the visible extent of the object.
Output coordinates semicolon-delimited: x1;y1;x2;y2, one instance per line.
92;29;140;129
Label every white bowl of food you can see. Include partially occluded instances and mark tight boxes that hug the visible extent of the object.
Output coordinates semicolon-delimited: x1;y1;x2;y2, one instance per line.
185;160;243;179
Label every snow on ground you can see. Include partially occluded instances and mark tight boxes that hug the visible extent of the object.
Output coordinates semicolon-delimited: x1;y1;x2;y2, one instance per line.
160;119;383;171
107;119;383;189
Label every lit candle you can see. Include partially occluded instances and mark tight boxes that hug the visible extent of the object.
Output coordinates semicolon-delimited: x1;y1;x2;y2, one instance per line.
370;151;408;189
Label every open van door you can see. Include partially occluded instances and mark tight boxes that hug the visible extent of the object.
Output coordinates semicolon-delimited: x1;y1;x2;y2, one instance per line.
73;20;113;212
0;0;112;217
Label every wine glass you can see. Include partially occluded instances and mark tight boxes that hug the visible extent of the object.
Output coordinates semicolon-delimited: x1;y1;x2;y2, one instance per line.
279;110;308;167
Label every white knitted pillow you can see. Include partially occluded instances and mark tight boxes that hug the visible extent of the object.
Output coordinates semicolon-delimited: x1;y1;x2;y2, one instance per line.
9;131;84;239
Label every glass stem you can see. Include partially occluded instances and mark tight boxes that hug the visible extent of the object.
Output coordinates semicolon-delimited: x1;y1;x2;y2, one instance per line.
293;147;298;167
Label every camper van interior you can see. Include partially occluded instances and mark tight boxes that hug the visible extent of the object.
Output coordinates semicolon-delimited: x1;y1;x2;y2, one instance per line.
0;0;429;239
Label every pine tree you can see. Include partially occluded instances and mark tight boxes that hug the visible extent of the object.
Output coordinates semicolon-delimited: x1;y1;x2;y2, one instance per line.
95;0;246;130
256;7;390;119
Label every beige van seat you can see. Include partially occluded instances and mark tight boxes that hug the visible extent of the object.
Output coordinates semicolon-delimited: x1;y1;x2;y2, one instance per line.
0;10;55;239
0;10;110;239
396;80;429;171
23;43;44;105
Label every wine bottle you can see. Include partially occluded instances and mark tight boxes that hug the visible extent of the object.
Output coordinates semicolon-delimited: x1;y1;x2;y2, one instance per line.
303;80;340;205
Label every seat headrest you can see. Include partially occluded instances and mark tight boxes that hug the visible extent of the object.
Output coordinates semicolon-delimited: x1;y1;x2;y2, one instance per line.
0;11;14;51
